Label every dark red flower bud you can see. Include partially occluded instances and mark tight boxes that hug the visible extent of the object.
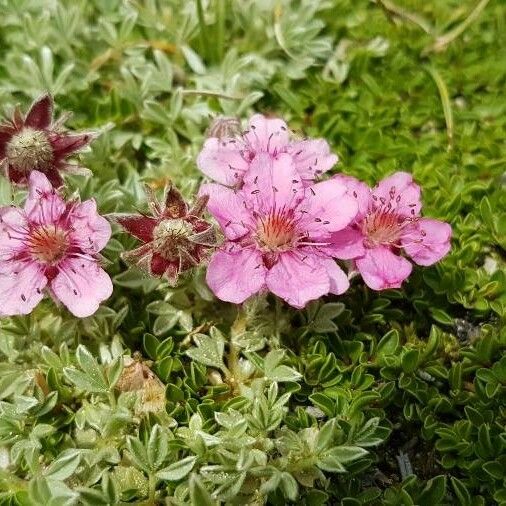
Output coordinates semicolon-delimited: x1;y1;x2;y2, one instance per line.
0;94;93;187
112;183;217;285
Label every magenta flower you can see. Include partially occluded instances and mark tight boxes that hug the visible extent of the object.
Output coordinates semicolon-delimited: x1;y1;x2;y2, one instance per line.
0;171;112;317
197;114;338;187
0;95;92;187
327;172;452;290
112;183;216;286
200;153;358;308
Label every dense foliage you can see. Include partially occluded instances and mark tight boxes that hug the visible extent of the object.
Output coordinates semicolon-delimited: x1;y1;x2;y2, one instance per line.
0;0;504;504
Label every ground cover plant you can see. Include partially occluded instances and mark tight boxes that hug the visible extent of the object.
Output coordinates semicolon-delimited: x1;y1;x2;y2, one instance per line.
0;0;505;504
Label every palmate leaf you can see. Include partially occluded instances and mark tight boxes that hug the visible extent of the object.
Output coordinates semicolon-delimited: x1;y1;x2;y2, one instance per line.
186;332;226;371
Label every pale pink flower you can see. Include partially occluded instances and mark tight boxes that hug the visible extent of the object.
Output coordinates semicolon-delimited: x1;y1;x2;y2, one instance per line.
0;171;112;317
199;154;358;308
197;114;338;187
327;172;452;290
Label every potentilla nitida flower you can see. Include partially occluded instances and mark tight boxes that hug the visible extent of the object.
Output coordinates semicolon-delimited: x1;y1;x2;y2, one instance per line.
200;153;358;308
327;172;452;290
113;183;216;285
197;114;338;187
0;171;112;317
0;94;92;187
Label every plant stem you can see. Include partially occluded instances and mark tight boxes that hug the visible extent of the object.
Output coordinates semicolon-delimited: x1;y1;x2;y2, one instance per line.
376;0;434;34
423;0;491;54
148;473;157;504
195;0;208;59
215;0;226;62
273;297;282;348
426;65;454;149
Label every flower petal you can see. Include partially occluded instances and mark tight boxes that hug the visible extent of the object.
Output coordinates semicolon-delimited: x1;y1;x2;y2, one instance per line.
0;129;14;159
6;165;28;185
356;246;412;290
0;261;47;316
199;183;252;240
402;218;452;266
286;139;338;181
49;132;92;158
206;247;267;304
25;95;53;129
266;251;329;308
243;114;289;155
51;258;113;317
372;172;421;217
68;199;111;253
324;227;366;259
115;214;157;243
323;258;350;295
24;171;66;224
300;179;358;235
332;174;371;220
243;153;303;213
162;185;187;219
0;207;29;260
44;168;64;188
151;253;173;276
197;137;249;186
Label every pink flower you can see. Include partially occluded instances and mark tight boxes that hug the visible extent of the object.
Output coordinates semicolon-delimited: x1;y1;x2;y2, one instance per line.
200;154;358;308
328;172;452;290
0;171;112;317
112;183;216;286
0;95;92;187
197;114;338;187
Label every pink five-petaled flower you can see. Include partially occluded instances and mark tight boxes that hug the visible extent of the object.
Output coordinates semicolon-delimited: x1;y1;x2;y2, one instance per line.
0;171;112;317
0;94;92;187
197;114;338;187
113;183;216;286
200;153;359;308
328;172;452;290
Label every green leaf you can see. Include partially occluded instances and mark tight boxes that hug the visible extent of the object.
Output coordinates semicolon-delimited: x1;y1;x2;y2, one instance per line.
483;461;504;480
76;345;105;383
186;333;225;370
450;476;471;506
63;368;108;393
44;452;81;480
147;425;168;471
156;456;197;481
401;350;420;374
325;446;369;464
143;333;160;360
264;350;302;382
418;475;446;503
189;474;215;505
430;308;454;326
126;437;149;473
318;446;368;472
376;330;399;357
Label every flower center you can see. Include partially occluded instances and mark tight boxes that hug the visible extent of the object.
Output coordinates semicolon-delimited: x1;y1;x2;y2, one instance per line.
29;225;69;264
152;219;193;260
6;128;53;172
363;209;411;248
256;209;296;251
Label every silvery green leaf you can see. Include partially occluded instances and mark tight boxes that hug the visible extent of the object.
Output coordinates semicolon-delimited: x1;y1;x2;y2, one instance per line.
189;474;215;506
126;437;149;473
156;456;197;481
44;451;81;480
186;333;225;371
147;425;169;471
264;350;301;382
